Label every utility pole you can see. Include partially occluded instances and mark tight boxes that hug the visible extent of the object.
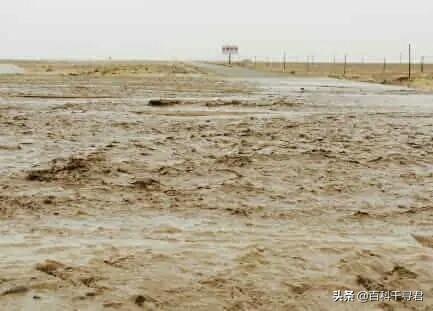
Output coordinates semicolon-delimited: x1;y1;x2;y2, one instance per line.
283;52;286;72
343;54;347;76
332;56;336;75
383;57;387;73
421;56;425;73
408;44;412;80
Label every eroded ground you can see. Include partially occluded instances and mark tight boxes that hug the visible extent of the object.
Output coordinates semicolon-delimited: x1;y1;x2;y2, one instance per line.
0;62;432;311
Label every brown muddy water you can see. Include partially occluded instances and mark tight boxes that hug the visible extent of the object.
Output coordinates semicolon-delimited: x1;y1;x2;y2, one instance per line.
0;64;24;75
0;62;432;311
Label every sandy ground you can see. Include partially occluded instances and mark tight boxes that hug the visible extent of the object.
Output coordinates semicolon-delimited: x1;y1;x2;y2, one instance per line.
0;61;432;311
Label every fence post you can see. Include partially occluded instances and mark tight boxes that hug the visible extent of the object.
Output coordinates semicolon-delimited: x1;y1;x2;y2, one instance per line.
383;57;387;73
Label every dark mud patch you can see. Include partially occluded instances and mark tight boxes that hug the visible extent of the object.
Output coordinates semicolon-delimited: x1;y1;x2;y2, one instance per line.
26;153;106;183
148;99;183;106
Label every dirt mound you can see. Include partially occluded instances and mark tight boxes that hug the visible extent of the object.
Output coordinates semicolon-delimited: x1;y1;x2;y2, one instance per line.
26;152;105;183
394;75;410;83
131;177;161;190
36;260;101;288
216;154;252;167
204;99;244;107
148;99;182;106
412;234;433;248
272;98;304;107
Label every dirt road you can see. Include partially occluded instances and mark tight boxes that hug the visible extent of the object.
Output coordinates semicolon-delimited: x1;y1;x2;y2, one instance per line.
0;61;432;310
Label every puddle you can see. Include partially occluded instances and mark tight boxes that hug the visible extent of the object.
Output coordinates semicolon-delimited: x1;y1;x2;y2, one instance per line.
0;64;24;75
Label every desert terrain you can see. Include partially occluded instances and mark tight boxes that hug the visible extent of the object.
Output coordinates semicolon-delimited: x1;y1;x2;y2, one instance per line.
0;61;432;311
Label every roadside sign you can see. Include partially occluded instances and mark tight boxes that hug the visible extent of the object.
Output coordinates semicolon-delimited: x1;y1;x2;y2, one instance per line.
222;45;239;64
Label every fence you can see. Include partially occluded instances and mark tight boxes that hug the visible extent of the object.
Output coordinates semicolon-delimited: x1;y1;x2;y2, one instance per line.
236;52;433;79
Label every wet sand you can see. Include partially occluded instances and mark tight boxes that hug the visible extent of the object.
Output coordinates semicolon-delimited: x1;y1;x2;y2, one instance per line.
0;61;432;310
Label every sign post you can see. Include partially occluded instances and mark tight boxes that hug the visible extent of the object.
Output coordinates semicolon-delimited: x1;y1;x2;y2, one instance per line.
222;45;239;65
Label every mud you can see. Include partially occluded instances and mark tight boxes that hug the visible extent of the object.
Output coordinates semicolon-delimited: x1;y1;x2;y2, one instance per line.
0;61;432;310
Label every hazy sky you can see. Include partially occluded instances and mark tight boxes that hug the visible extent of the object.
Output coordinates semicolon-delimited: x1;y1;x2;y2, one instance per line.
1;0;432;61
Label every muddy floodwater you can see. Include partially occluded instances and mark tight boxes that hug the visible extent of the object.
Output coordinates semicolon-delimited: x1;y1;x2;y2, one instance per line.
0;64;24;75
0;61;432;311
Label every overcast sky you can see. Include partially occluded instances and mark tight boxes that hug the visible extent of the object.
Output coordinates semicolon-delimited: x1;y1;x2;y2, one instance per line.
1;0;432;61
